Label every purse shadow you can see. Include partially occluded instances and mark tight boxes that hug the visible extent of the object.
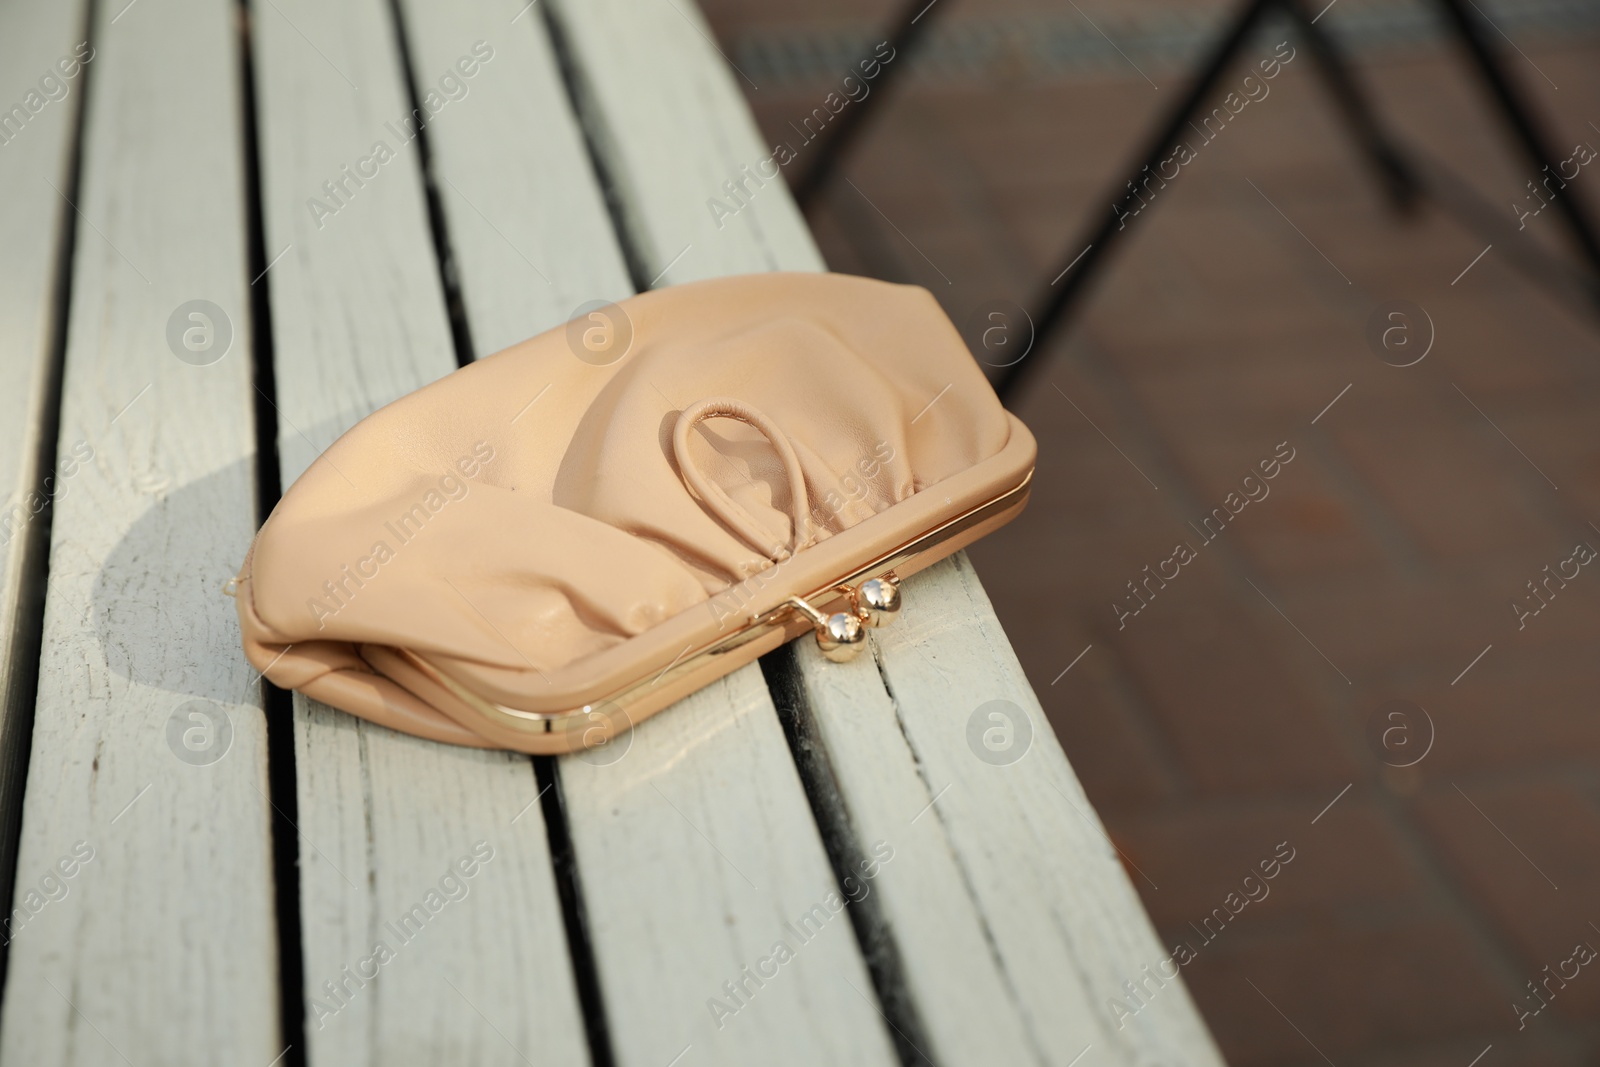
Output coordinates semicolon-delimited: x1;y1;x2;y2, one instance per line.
88;414;361;709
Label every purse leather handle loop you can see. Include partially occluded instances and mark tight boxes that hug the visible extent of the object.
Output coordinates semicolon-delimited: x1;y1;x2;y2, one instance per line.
673;396;811;563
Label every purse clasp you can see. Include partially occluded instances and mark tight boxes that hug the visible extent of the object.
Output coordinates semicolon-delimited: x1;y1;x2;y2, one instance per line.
783;573;901;662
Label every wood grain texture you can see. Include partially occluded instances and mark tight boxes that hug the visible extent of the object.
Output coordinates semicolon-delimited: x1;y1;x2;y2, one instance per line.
544;1;900;1064
0;1;282;1063
547;1;1226;1063
393;0;632;356
779;617;1046;1067
793;555;1228;1067
0;0;1231;1060
560;664;902;1067
251;0;589;1061
0;0;88;922
546;0;822;287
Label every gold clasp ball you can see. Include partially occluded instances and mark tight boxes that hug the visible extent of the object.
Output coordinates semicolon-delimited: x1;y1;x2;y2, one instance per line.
857;577;901;628
817;611;867;661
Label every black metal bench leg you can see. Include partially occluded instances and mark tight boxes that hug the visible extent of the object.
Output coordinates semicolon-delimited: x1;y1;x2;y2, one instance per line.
1283;0;1421;212
998;0;1437;402
995;0;1278;402
792;0;941;210
1432;0;1600;281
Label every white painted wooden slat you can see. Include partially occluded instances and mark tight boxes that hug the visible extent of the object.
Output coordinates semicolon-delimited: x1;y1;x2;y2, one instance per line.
546;0;822;287
251;0;589;1062
563;664;907;1067
795;555;1228;1067
546;2;1227;1063
529;2;902;1064
0;1;282;1063
392;0;633;356
782;603;1049;1067
0;0;87;888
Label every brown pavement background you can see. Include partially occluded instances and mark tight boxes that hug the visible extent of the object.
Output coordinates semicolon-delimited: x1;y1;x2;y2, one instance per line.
698;0;1600;1063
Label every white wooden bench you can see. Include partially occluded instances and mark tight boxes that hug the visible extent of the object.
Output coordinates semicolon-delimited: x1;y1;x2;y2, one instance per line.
0;1;1226;1064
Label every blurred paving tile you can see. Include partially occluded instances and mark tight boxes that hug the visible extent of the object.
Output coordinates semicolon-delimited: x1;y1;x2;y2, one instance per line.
1412;779;1600;1022
1182;916;1512;1067
1328;400;1572;559
1109;796;1429;928
1011;614;1185;809
1106;576;1363;795
706;0;1600;1060
1352;1041;1584;1067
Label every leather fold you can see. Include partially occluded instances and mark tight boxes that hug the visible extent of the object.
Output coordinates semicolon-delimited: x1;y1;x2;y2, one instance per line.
236;272;1032;752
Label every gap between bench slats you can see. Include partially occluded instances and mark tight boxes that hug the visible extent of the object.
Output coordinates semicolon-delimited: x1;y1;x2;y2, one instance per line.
0;0;89;999
546;1;1230;1063
0;0;283;1062
248;0;593;1061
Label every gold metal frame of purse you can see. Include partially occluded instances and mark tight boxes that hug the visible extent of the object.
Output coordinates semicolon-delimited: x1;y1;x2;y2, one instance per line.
396;469;1032;754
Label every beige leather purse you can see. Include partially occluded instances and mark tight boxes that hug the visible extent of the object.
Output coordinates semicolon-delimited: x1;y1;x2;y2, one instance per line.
234;272;1034;753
